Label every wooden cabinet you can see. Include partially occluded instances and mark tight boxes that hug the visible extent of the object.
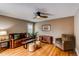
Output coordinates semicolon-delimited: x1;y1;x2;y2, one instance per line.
39;35;53;44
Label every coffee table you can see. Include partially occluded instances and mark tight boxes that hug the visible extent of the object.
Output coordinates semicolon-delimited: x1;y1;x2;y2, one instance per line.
22;39;36;49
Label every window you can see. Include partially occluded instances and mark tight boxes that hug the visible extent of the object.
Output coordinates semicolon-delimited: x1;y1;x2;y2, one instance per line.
27;23;33;33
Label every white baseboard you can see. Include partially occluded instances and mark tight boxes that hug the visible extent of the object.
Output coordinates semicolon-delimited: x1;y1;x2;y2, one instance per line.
75;48;79;56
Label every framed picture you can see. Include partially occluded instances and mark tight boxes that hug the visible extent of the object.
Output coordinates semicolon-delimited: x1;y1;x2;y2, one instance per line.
42;24;51;31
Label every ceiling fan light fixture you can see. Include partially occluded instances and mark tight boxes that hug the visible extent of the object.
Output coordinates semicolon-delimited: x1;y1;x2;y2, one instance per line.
36;16;40;18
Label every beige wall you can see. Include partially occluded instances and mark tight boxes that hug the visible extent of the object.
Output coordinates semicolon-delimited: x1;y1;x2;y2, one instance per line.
74;10;79;55
35;16;74;43
0;15;31;33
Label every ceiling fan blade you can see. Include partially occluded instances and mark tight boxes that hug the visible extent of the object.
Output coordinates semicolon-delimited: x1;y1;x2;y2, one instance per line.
40;16;48;18
40;12;52;15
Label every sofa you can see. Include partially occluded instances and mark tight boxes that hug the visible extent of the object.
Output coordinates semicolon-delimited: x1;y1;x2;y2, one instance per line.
9;33;31;48
55;34;75;51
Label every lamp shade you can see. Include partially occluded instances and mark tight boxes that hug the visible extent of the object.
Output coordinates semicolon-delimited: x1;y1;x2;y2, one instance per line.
0;31;7;35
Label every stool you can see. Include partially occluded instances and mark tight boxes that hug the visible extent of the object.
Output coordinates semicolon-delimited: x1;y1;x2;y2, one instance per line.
28;43;36;52
36;41;41;48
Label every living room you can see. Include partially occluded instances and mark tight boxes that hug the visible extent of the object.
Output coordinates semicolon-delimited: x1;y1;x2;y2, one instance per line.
0;3;79;56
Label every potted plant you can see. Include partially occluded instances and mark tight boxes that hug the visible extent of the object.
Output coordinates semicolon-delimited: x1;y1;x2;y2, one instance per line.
28;32;38;39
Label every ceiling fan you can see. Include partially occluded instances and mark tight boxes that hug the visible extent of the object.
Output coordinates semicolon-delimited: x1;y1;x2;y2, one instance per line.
33;9;52;19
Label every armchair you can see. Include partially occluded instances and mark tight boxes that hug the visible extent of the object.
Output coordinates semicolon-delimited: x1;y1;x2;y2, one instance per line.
55;34;75;51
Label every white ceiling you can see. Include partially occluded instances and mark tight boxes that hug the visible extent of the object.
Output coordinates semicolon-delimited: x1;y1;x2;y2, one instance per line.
0;3;79;22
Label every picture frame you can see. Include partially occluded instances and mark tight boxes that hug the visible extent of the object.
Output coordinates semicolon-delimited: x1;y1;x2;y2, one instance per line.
42;24;51;31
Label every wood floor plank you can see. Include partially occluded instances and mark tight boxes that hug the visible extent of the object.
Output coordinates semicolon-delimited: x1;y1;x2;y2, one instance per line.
0;43;77;56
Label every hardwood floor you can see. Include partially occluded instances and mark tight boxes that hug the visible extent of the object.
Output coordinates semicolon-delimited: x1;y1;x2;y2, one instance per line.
0;43;77;56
